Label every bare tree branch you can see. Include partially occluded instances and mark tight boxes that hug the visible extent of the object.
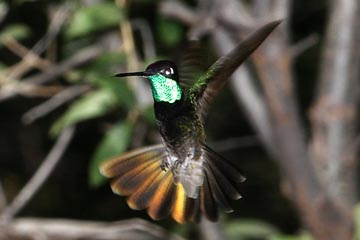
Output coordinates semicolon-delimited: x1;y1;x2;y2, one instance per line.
22;85;91;125
7;5;70;80
118;2;153;108
2;37;52;72
290;33;319;58
27;44;113;86
159;0;198;26
0;126;75;223
210;27;275;155
0;218;185;240
310;0;359;211
0;36;114;103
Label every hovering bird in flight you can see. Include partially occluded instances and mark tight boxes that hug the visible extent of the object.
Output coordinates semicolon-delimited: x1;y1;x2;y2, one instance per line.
100;20;280;223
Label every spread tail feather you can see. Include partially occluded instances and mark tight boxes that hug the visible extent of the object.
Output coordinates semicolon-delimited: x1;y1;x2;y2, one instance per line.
100;144;245;223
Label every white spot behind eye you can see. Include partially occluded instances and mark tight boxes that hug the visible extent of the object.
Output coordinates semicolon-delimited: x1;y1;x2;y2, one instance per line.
164;67;174;76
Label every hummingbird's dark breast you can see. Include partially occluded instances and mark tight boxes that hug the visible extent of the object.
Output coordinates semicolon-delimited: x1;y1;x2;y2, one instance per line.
154;97;205;166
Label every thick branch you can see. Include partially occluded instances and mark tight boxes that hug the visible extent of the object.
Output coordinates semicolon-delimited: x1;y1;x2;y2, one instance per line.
252;16;353;240
310;0;360;208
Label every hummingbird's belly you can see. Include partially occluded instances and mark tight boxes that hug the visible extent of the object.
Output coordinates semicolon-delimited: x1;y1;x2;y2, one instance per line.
154;100;206;198
157;115;206;198
158;114;204;162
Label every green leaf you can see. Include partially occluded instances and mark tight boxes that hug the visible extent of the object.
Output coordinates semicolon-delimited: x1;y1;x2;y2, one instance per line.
83;53;135;108
157;18;183;47
0;62;6;71
270;233;314;240
0;24;31;43
51;89;118;136
88;121;133;187
85;74;135;109
225;219;279;240
86;52;126;73
65;2;124;39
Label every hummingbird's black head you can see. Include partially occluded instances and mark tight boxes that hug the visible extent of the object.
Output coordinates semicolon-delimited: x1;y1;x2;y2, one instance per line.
145;60;179;82
114;60;182;104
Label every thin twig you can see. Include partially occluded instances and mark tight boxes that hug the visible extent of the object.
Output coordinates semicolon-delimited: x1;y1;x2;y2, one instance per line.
26;46;108;86
118;1;152;108
290;33;319;58
22;85;91;125
0;42;108;103
7;5;70;80
2;36;51;72
0;126;75;223
0;83;64;100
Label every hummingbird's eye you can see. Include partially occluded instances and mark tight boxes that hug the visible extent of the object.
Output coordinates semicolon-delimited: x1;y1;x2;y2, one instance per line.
163;67;174;76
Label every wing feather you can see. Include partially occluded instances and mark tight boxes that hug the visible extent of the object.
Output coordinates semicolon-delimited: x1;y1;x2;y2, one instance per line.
190;20;281;114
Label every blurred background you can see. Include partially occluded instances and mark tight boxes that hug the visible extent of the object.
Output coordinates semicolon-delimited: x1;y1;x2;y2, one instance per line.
0;0;358;239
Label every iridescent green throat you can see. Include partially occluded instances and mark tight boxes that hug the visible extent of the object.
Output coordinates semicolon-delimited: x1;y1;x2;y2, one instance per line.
148;74;182;103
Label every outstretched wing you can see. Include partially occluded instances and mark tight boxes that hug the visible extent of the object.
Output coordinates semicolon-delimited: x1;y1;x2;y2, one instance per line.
189;20;281;114
178;41;207;88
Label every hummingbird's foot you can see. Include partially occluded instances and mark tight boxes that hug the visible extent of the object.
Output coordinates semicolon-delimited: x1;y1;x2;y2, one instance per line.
174;160;181;169
160;161;170;171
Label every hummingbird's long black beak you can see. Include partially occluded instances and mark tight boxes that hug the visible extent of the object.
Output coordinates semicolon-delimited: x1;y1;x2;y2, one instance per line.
113;71;151;78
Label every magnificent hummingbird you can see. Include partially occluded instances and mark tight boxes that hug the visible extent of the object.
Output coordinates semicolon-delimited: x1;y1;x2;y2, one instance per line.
100;20;280;223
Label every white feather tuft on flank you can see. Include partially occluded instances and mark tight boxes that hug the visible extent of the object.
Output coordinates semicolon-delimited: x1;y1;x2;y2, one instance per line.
173;156;205;199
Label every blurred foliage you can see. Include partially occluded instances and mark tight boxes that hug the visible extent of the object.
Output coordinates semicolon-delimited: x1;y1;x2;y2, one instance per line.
157;16;184;47
270;234;314;240
89;120;133;187
51;88;119;135
224;204;360;239
65;2;124;39
0;24;31;44
49;1;137;188
224;219;279;240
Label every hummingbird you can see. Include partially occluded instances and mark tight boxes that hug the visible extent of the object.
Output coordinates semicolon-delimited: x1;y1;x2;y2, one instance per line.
100;20;280;223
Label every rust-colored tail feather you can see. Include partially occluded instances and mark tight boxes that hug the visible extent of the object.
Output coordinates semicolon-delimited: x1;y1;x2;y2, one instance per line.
100;144;245;223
